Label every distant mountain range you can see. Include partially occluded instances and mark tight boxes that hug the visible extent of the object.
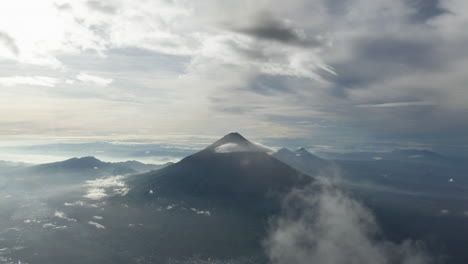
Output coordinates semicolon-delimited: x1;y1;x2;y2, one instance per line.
272;147;329;176
0;156;172;189
29;156;170;177
0;160;31;169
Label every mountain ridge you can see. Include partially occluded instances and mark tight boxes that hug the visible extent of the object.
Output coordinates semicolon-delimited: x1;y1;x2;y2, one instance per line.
272;147;329;176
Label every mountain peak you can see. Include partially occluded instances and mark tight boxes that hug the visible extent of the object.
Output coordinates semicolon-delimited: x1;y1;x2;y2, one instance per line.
296;147;309;154
295;148;323;160
78;156;102;162
219;132;248;143
276;148;294;155
62;156;103;167
205;133;269;153
64;156;101;162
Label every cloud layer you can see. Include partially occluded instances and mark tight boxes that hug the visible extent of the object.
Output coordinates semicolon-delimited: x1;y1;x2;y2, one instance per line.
0;0;467;148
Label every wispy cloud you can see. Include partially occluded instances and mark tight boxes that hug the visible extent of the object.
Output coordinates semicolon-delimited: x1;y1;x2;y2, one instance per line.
0;31;19;56
0;76;59;87
76;73;113;87
54;211;77;222
356;101;435;108
0;0;467;146
265;170;433;264
86;0;116;14
88;221;105;229
214;142;274;153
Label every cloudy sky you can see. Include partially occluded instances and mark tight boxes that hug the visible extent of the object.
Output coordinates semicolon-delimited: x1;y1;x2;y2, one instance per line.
0;0;467;151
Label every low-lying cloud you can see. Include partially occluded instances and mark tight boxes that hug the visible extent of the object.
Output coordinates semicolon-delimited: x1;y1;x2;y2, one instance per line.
84;175;129;200
76;72;114;87
215;142;275;153
264;173;432;264
88;221;105;229
54;211;77;222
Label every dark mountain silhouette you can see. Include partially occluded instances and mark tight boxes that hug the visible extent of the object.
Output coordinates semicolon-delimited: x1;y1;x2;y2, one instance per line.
122;133;312;258
0;157;170;189
272;147;329;176
128;132;310;210
29;156;168;177
0;160;30;168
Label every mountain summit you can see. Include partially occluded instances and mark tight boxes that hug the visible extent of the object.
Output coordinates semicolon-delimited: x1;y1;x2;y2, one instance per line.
205;132;271;153
209;132;248;147
272;147;328;176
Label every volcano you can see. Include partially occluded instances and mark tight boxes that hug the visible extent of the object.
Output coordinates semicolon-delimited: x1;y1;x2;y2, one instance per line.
127;132;311;212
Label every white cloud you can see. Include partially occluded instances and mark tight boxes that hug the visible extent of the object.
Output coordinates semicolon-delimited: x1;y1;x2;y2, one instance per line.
88;221;105;229
440;209;449;215
356;102;435;108
84;175;129;200
0;0;467;145
76;73;113;87
215;143;249;153
84;188;108;200
64;200;98;207
265;171;432;264
0;0;195;67
253;141;278;153
54;211;77;222
0;76;59;87
190;208;211;216
42;223;67;230
215;142;274;153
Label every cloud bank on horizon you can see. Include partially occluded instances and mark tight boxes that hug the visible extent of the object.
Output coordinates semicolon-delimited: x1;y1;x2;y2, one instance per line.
0;0;467;147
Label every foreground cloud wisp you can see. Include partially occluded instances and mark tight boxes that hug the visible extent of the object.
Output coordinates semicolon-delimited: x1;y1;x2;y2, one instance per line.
265;172;432;264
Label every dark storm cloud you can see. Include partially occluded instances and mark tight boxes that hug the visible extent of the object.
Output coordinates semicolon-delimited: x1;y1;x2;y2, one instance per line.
325;0;446;23
324;36;440;98
0;31;19;55
355;106;468;139
87;0;117;14
357;37;438;68
249;75;293;95
229;12;324;47
323;0;352;16
406;0;448;22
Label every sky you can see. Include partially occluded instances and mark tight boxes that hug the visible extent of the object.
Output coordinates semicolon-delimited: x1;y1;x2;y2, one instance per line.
0;0;467;154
